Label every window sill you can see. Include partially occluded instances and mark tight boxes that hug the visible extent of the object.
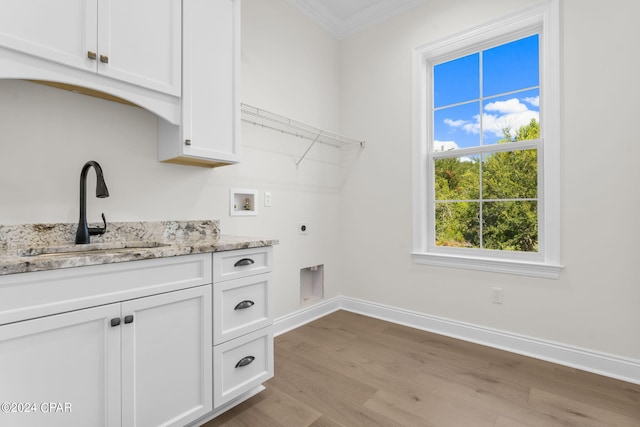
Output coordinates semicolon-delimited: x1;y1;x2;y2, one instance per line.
411;252;563;279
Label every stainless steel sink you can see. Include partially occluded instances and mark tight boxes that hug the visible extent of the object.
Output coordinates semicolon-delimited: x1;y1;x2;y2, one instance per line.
17;241;169;257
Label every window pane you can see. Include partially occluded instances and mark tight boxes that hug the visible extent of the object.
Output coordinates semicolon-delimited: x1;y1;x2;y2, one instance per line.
434;53;479;107
436;202;480;248
434;102;480;149
435;156;480;200
428;31;544;257
483;34;539;97
482;149;537;199
482;89;540;145
482;201;538;252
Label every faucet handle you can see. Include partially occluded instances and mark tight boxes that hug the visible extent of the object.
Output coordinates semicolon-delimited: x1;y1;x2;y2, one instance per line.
89;213;108;236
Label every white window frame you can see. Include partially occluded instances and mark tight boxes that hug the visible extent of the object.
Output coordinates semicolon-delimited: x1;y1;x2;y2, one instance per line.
411;0;562;278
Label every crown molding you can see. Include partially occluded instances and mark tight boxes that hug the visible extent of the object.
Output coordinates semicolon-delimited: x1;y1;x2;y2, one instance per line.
287;0;429;40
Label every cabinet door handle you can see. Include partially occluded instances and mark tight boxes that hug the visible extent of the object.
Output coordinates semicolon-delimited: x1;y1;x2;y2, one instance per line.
124;315;134;324
110;317;121;327
235;356;255;368
234;258;255;267
87;51;97;60
184;139;191;146
234;300;255;310
99;54;109;64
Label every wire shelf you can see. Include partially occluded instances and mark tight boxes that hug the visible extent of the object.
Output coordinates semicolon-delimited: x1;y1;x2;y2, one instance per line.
241;103;365;166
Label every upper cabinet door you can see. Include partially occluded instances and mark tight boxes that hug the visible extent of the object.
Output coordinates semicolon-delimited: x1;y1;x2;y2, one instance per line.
181;0;240;163
0;0;98;72
157;0;240;167
97;0;181;96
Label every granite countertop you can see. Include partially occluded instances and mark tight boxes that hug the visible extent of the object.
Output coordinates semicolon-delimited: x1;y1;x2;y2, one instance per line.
0;220;278;276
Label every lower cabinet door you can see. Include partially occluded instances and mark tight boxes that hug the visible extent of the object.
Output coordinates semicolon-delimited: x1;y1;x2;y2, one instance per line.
213;327;274;408
121;285;213;427
0;304;122;427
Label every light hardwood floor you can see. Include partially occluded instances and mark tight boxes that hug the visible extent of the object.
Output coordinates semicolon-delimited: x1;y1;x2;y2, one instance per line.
204;310;640;426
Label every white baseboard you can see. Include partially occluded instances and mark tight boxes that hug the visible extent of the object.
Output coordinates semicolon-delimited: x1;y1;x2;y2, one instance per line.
274;296;640;385
273;296;343;336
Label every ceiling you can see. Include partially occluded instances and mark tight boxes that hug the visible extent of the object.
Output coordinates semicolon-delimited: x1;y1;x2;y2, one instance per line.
286;0;429;40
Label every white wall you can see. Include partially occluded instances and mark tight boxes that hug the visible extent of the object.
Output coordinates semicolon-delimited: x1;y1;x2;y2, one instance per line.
339;0;640;361
0;0;342;319
1;0;638;366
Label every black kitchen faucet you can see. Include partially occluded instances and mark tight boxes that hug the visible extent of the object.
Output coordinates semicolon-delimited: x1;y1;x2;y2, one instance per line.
75;160;109;244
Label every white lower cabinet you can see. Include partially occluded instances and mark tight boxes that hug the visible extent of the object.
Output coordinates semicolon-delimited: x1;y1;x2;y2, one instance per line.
213;274;271;344
0;304;122;427
0;254;213;427
212;247;274;410
0;285;211;427
213;327;274;407
0;247;275;426
121;285;212;427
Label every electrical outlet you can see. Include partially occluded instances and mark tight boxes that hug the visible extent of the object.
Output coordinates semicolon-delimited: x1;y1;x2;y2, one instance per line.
298;222;308;235
492;287;504;304
264;192;272;207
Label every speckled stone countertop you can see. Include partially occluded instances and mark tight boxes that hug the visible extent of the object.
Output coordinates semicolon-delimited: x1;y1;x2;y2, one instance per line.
0;220;278;276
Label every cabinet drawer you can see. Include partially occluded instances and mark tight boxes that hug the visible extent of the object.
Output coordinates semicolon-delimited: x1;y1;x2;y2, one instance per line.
0;253;212;325
213;247;272;282
213;274;271;345
213;327;274;408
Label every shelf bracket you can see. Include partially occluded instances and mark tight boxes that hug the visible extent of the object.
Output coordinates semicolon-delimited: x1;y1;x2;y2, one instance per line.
295;132;322;167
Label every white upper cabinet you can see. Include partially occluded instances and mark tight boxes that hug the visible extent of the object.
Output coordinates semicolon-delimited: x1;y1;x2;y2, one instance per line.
97;0;181;96
0;0;97;72
158;0;240;167
0;0;240;165
0;0;181;123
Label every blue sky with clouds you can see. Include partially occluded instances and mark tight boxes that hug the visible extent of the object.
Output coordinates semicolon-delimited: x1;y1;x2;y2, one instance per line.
433;34;539;150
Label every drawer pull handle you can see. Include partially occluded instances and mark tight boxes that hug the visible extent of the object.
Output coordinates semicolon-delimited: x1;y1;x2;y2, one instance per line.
235;356;255;368
110;317;121;327
234;258;255;267
234;300;255;310
124;315;134;324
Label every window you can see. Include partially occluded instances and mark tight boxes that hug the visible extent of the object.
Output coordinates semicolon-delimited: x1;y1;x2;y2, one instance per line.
412;1;562;278
434;34;540;252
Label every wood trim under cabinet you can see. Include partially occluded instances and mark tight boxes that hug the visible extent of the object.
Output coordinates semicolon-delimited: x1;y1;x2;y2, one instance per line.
30;80;138;107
